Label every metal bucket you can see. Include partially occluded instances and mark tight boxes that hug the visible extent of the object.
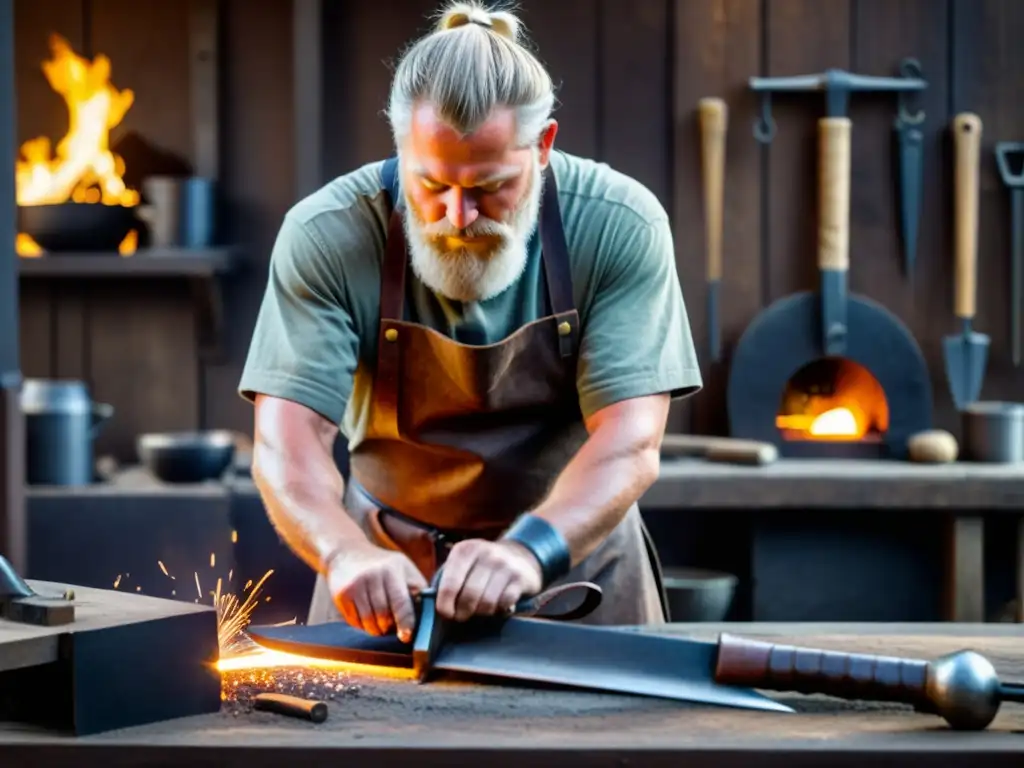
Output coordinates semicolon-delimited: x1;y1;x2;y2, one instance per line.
961;401;1024;463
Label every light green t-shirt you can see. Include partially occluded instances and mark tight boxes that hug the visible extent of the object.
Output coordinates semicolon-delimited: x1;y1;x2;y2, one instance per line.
238;150;702;448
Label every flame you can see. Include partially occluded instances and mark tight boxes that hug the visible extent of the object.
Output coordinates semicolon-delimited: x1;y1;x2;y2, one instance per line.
216;647;415;679
777;407;863;439
808;407;858;436
15;34;138;255
776;358;888;441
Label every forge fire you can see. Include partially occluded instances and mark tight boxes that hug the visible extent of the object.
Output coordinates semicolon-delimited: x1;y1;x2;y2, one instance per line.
15;33;139;255
776;357;890;442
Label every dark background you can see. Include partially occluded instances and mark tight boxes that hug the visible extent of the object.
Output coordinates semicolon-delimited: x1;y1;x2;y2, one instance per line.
13;0;1024;462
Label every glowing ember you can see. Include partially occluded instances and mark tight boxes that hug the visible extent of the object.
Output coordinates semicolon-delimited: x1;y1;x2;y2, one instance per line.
114;530;413;680
217;648;414;678
777;406;862;439
220;663;366;712
807;407;858;436
15;34;139;255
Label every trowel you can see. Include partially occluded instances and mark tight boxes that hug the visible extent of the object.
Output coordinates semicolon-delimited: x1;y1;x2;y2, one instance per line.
942;113;989;410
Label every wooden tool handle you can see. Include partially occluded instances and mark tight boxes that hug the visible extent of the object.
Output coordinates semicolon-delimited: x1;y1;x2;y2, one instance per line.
704;442;777;465
953;113;982;320
818;117;852;272
698;97;728;282
253;692;329;723
660;434;777;465
714;633;931;709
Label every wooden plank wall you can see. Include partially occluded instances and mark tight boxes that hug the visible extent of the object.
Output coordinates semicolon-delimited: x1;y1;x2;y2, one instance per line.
14;0;1024;463
14;0;294;462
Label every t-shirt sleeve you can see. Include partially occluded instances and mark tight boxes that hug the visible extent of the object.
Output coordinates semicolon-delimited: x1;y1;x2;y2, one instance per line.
576;213;703;418
237;214;360;425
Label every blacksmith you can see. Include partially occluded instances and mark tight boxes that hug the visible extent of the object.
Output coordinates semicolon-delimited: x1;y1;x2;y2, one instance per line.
239;0;701;642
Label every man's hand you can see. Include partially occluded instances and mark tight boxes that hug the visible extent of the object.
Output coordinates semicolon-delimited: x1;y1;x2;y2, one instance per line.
436;540;544;622
326;545;428;642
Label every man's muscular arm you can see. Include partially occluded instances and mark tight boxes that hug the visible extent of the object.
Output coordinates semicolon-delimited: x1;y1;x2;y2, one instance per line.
250;394;360;573
251;394;426;639
525;393;669;565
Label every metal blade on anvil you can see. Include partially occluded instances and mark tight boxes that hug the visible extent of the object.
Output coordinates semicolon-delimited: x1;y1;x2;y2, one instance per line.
412;587;445;682
246;618;793;714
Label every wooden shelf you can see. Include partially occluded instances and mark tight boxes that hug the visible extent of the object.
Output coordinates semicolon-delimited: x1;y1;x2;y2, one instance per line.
16;247;235;278
17;247;239;363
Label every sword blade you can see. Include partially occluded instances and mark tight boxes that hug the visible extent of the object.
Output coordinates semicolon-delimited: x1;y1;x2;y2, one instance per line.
246;622;414;668
435;617;793;713
247;618;793;713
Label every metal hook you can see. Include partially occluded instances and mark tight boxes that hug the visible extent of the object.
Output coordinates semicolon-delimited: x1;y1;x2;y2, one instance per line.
896;58;926;125
753;92;776;143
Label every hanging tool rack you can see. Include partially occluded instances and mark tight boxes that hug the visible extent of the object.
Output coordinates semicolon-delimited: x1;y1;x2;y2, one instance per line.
747;59;928;356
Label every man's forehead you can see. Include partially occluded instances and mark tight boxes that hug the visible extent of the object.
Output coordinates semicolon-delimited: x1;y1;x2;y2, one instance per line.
407;159;522;186
408;102;519;162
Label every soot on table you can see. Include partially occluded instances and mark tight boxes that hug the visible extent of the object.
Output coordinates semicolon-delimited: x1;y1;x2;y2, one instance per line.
220;665;362;717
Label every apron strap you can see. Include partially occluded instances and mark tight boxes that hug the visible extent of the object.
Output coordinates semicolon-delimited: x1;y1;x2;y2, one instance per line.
379;156;406;322
374;156;405;440
372;155;580;439
538;168;578;358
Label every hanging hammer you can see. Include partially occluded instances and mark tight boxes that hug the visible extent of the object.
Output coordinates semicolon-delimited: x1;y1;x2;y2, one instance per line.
749;62;928;358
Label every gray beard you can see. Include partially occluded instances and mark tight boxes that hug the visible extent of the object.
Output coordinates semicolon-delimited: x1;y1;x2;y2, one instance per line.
401;157;544;304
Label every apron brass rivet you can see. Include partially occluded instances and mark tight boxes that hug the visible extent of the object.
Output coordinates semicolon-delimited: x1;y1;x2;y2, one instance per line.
557;321;572;336
385;328;398;342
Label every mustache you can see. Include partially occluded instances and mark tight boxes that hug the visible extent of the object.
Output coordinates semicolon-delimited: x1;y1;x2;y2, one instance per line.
420;217;510;238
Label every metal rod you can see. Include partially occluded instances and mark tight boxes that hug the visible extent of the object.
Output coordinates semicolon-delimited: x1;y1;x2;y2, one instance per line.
1011;189;1023;366
750;62;928;137
0;0;26;574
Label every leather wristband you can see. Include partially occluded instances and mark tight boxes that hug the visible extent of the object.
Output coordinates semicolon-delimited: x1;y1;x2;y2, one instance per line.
501;514;571;587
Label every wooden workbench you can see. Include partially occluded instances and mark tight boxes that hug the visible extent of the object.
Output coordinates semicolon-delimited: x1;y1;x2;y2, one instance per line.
642;458;1024;623
0;622;1022;767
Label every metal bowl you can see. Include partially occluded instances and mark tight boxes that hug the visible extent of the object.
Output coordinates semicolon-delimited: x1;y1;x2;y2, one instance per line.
137;430;237;484
18;202;139;252
662;567;739;622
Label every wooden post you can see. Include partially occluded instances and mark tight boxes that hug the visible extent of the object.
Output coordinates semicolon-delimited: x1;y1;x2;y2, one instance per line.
189;0;220;182
293;0;324;198
0;0;26;574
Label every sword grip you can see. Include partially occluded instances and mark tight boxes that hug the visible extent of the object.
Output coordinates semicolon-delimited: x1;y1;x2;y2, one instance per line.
714;633;931;709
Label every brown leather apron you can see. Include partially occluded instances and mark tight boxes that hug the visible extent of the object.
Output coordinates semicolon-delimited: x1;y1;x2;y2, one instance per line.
308;157;668;627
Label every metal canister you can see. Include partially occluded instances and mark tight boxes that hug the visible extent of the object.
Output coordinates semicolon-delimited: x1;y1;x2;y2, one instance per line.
21;379;114;485
961;401;1024;463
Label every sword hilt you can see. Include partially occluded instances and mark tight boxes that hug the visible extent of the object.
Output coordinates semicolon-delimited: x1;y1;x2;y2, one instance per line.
714;633;1005;731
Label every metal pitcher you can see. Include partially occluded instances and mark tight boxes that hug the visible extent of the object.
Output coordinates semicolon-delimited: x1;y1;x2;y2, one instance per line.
21;379;114;486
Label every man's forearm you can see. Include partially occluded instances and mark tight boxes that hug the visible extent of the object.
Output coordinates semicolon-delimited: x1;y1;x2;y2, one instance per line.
525;398;666;566
252;441;371;576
